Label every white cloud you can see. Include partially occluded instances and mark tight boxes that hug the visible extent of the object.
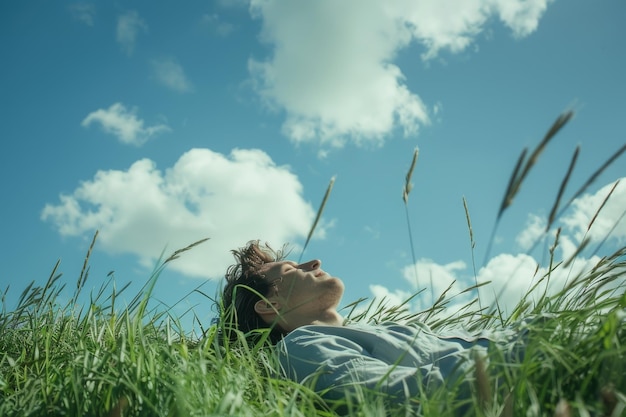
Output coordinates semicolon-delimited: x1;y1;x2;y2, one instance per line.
247;0;553;147
116;10;148;56
475;253;546;312
472;251;609;316
560;178;626;245
512;179;626;260
516;213;546;251
491;0;551;38
41;148;318;279
248;1;428;148
394;0;553;59
369;285;414;310
69;3;96;26
371;178;625;316
151;58;194;93
81;102;170;146
375;250;608;319
402;258;467;306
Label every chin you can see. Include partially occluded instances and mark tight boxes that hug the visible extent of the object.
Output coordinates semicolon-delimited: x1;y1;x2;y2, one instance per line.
330;277;345;295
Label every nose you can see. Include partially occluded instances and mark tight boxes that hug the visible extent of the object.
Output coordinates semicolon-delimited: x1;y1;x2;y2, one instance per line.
299;259;321;271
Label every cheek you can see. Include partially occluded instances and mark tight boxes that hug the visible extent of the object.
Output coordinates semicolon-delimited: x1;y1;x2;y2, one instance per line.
280;279;317;300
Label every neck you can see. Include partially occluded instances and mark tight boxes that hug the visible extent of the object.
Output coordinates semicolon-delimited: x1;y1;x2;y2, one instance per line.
280;309;343;332
310;309;344;327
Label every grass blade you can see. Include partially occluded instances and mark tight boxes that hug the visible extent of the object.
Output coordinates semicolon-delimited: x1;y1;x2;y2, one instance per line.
546;145;579;231
402;149;423;300
463;196;481;310
562;143;626;213
299;176;335;263
403;148;419;204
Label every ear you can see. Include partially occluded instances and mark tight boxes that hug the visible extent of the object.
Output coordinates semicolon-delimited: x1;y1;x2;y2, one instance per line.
254;299;280;318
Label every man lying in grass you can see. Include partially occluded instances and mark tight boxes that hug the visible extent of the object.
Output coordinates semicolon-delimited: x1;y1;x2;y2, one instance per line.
220;240;528;413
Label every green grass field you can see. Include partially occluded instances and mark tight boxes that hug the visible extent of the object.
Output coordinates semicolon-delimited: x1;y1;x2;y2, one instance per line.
1;113;625;416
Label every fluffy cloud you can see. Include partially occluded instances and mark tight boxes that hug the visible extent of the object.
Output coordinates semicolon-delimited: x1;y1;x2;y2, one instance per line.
560;178;626;245
372;178;625;315
41;148;317;279
514;179;626;259
515;213;546;252
370;285;413;310
81;103;170;146
116;10;148;56
248;0;553;147
392;251;606;318
151;58;194;93
402;259;468;307
491;0;551;37
483;179;626;311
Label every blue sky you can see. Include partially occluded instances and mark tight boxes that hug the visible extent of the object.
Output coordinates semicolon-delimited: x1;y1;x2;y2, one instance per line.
2;0;625;331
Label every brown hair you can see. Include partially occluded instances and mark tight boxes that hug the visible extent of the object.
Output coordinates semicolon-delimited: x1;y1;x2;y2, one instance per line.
220;240;287;344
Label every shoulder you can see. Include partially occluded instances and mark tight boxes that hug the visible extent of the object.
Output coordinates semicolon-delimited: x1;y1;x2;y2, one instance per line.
279;324;376;352
281;324;362;344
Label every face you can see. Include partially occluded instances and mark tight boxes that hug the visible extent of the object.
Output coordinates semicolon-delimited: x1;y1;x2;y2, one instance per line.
256;258;344;327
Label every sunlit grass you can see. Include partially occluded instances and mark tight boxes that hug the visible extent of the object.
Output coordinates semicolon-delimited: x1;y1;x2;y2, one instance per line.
2;239;623;416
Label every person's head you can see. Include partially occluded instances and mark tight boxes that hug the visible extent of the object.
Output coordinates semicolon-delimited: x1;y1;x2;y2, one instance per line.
221;240;344;343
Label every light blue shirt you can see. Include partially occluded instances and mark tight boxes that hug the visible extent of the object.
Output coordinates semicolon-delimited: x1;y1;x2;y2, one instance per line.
276;322;523;407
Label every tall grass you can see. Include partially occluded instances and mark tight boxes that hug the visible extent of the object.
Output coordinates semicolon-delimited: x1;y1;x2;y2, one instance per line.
1;114;625;416
2;240;623;416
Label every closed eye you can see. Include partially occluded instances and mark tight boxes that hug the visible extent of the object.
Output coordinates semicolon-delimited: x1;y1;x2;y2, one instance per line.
282;262;297;274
